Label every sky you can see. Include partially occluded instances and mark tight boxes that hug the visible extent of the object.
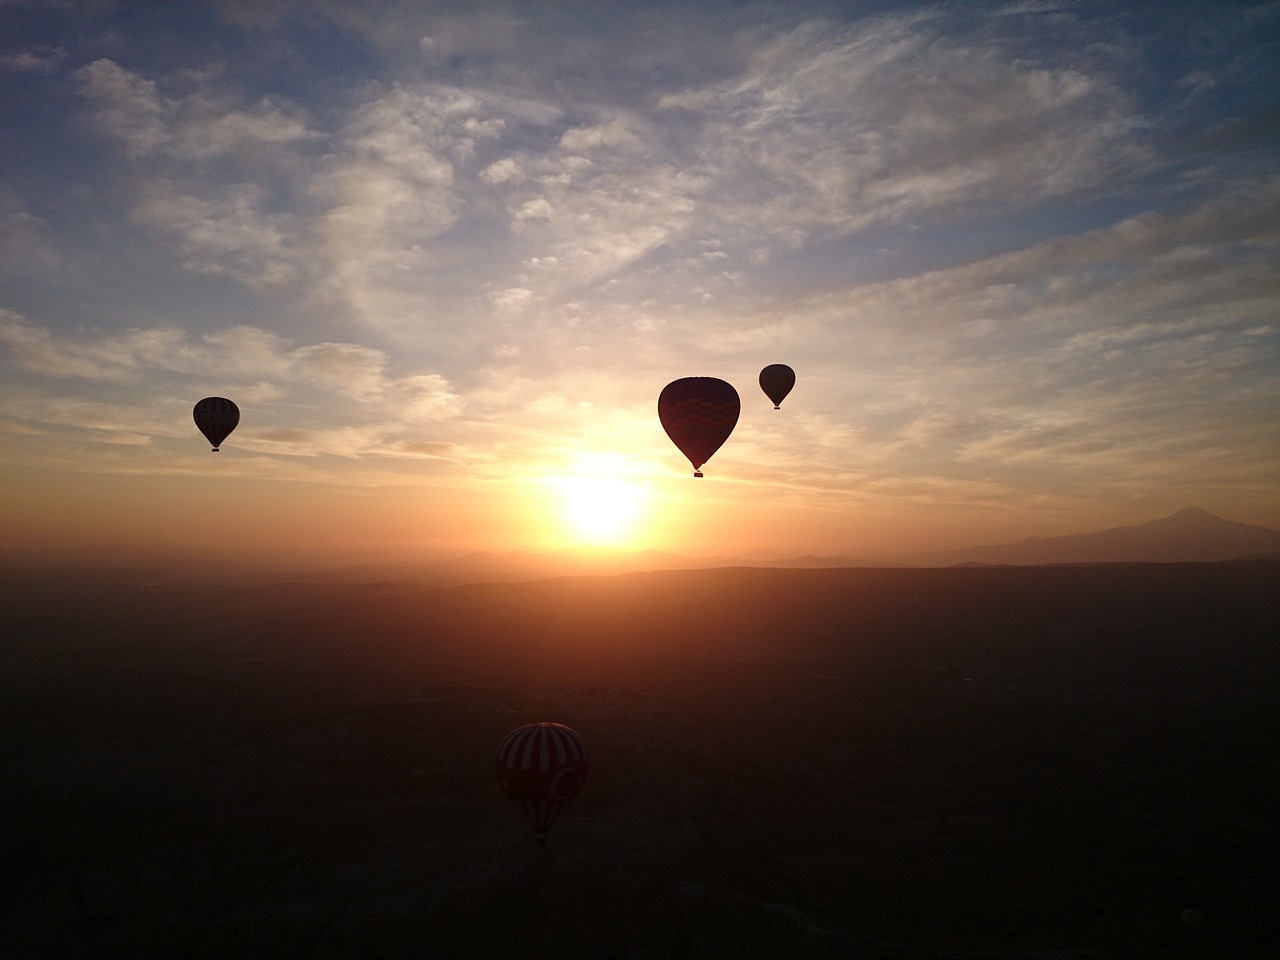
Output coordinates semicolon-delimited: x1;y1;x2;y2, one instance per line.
1;0;1277;565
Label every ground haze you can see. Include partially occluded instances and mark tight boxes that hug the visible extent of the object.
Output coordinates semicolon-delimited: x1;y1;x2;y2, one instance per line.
2;561;1276;957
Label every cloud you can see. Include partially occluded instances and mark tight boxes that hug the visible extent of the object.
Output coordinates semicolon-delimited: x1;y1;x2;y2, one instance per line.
480;157;523;184
292;342;388;399
0;316;463;456
656;14;1153;243
559;120;641;153
175;95;317;157
489;287;532;310
0;190;62;278
76;23;1159;337
781;175;1280;347
67;53;689;335
76;58;320;162
514;198;552;221
1;46;64;75
76;59;172;157
692;176;1280;500
307;84;528;328
131;182;297;286
390;375;459;421
73;60;316;287
73;62;482;322
1;310;125;380
488;150;698;303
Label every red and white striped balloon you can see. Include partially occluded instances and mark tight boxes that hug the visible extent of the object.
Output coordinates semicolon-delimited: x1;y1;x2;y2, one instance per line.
495;722;589;838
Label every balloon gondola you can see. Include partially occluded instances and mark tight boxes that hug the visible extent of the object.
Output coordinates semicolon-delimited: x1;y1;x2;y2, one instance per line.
495;722;589;842
658;377;740;477
759;364;795;409
193;397;240;452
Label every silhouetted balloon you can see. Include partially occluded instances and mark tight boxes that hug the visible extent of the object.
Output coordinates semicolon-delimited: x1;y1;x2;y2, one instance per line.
496;722;589;841
759;364;795;409
658;377;740;477
193;397;239;452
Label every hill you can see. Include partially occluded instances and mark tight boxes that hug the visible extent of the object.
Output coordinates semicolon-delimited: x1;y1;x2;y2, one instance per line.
908;506;1280;565
249;546;907;588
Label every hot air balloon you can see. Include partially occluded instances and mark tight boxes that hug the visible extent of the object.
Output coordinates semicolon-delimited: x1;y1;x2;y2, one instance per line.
759;364;795;409
496;722;589;841
193;397;239;452
658;377;740;477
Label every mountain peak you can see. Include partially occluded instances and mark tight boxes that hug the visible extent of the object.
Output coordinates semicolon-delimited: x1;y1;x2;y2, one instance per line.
1167;506;1220;521
909;508;1280;565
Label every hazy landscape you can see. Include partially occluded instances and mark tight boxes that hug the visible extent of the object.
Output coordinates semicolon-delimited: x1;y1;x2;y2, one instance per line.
3;524;1277;957
6;3;1278;956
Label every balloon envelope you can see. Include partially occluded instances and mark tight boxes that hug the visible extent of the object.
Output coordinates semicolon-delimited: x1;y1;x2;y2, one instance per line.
658;377;740;477
759;364;795;409
193;397;239;451
495;722;589;838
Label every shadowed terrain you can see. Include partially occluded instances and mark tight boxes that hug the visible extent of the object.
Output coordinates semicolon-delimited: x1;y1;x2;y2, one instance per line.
2;562;1277;958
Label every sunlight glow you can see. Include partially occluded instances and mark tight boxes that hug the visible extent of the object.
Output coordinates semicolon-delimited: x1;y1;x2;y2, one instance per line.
558;476;647;546
544;458;652;547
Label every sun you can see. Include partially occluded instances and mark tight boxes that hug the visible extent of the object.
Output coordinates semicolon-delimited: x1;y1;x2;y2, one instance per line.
552;474;649;547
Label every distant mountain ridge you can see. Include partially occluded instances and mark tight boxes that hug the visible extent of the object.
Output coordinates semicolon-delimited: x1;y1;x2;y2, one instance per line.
906;507;1280;566
276;508;1279;587
22;508;1271;588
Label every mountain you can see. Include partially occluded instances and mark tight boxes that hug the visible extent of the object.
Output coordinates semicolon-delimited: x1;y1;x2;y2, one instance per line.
907;507;1280;566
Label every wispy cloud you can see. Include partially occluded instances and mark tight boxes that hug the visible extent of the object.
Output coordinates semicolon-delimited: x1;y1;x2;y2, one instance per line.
1;45;64;75
0;313;464;460
657;13;1153;241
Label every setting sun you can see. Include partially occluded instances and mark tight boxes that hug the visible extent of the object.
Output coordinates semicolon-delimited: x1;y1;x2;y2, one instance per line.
552;474;649;547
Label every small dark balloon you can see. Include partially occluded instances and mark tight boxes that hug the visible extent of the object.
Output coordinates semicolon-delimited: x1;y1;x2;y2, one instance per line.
658;377;740;477
759;364;795;409
193;397;239;452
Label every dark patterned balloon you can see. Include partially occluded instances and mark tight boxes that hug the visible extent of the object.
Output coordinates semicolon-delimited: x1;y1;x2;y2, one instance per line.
658;377;740;477
193;397;239;452
758;364;795;409
495;722;589;840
